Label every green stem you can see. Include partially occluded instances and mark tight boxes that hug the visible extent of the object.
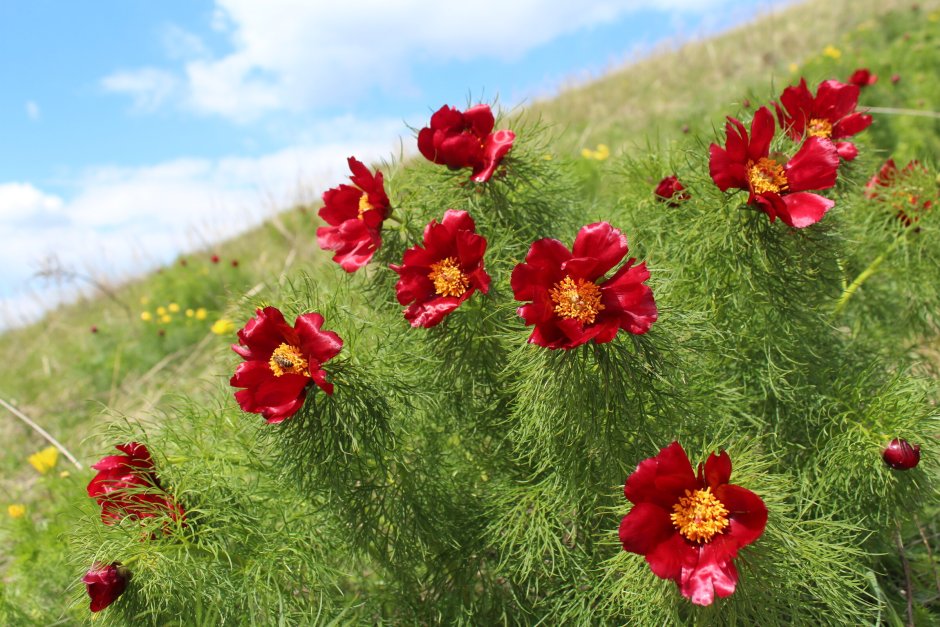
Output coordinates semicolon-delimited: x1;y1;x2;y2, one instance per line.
831;236;903;319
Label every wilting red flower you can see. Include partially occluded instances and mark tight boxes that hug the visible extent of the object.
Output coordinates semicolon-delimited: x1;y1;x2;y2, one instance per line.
511;222;657;350
883;438;921;470
619;441;768;606
709;106;840;228
775;79;872;161
654;175;691;206
83;563;130;612
848;68;878;88
865;159;934;226
316;157;391;272
87;442;184;526
230;306;343;423
390;210;490;328
417;104;515;183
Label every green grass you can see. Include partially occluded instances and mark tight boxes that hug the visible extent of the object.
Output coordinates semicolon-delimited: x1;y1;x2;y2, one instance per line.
1;0;939;622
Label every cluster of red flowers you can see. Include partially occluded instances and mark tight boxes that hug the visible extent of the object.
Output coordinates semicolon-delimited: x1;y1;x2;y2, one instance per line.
83;442;185;611
707;77;871;228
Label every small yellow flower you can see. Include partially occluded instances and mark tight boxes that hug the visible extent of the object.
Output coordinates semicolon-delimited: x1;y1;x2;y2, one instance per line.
159;314;172;324
789;62;799;74
211;319;236;335
928;11;939;22
156;306;167;316
7;504;26;518
195;308;208;321
542;154;553;161
594;144;610;161
581;147;594;159
139;296;150;305
186;309;195;318
822;45;841;59
168;303;180;313
28;446;58;474
59;470;70;478
140;311;153;322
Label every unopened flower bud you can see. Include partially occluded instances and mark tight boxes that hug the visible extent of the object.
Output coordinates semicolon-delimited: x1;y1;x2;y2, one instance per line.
83;562;130;612
883;438;920;470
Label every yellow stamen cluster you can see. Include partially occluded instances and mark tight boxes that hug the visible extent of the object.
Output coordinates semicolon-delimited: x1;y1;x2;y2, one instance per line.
269;343;309;377
670;487;730;543
549;276;605;324
747;157;789;195
807;118;833;139
358;192;374;219
428;257;470;297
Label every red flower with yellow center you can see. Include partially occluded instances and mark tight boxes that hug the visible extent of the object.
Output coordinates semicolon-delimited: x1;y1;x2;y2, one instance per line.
511;222;657;350
775;78;872;161
230;306;343;423
86;442;185;527
417;104;516;183
317;157;391;272
865;159;934;226
390;210;490;328
619;441;768;606
654;175;691;206
709;106;840;228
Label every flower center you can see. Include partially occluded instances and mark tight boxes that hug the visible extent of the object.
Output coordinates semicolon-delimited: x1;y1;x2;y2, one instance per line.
807;117;833;138
549;276;605;324
670;487;730;543
747;157;789;195
268;343;309;377
357;193;374;219
428;257;470;297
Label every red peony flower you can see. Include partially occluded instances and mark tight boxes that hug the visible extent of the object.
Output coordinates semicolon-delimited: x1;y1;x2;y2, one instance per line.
417;104;515;183
882;438;921;470
390;210;490;328
774;78;872;161
654;175;691;206
619;441;768;606
87;442;185;526
316;157;391;272
848;68;878;88
709;106;840;228
230;306;343;423
511;222;657;350
83;563;130;612
865;159;934;226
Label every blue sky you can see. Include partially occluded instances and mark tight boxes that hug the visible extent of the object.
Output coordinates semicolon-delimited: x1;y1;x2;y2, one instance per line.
0;0;784;325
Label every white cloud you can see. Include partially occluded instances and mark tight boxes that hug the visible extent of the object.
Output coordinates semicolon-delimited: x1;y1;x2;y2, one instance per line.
25;100;40;120
103;0;723;122
0;116;405;326
101;67;180;112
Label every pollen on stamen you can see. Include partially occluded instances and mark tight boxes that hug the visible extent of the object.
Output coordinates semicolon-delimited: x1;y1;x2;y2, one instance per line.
670;487;730;543
549;276;604;324
428;257;470;297
807;118;833;138
269;343;309;377
748;157;789;195
357;193;375;219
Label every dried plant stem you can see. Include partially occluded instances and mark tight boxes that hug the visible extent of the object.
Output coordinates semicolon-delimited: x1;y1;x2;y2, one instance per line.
868;106;940;120
0;397;82;469
894;524;914;627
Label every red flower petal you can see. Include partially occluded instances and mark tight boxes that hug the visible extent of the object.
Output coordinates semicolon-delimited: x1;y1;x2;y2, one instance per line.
83;563;129;612
294;312;344;365
680;541;740;605
619;502;674;554
708;144;749;191
832;112;873;138
814;80;859;123
747;107;775;161
716;483;768;549
570;222;628;280
779;191;835;228
835;141;859;161
784;137;839;193
624;441;697;508
702;450;732;488
463;104;495;138
646;531;698;583
473;129;515;182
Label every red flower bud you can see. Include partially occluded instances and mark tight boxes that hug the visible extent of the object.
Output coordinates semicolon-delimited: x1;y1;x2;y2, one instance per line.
211;254;220;264
883;438;921;470
83;562;130;612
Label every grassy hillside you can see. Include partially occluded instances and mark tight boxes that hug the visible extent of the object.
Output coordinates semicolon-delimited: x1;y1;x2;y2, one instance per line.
1;0;939;622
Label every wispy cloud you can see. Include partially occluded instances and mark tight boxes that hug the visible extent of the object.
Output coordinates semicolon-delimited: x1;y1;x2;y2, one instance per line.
101;67;180;112
102;0;725;122
25;100;40;121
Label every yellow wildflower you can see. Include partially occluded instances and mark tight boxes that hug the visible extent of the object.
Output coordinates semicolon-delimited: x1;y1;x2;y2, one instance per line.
211;319;236;335
140;311;153;322
28;446;58;474
789;63;799;74
186;309;195;318
822;45;841;59
168;303;180;313
542;154;553;161
594;144;610;161
581;148;594;159
156;306;167;316
929;12;939;22
7;504;26;518
160;314;173;324
195;308;208;321
59;470;70;478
